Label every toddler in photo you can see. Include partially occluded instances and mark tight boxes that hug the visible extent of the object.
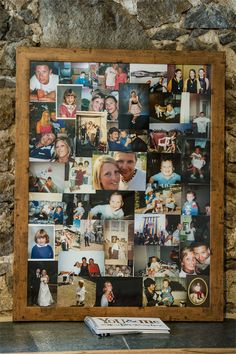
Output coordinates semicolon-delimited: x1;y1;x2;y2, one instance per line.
182;190;199;216
59;88;77;118
74;202;85;220
190;146;206;179
149;158;181;186
76;279;86;306
88;192;124;220
159;279;174;306
31;229;54;259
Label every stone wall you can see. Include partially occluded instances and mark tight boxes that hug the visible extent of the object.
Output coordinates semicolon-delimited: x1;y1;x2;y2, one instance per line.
0;0;235;318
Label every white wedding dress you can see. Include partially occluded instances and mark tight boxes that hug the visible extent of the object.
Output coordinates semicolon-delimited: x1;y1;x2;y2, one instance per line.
38;276;54;306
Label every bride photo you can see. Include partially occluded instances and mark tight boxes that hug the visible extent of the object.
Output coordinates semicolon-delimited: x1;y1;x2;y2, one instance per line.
27;261;57;307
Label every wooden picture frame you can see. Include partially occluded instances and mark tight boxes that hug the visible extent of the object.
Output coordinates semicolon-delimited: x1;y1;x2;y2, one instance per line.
14;48;225;321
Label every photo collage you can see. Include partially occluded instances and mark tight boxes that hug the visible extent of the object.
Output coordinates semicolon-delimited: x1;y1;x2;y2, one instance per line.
27;61;211;309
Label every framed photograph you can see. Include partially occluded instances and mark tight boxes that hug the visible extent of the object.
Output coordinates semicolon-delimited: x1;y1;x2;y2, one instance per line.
14;48;224;321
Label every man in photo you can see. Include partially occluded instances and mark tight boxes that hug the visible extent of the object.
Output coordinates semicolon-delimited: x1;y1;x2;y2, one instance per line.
30;62;59;102
144;278;159;306
114;152;146;191
108;127;131;152
192;242;210;275
30;268;41;305
29;132;56;160
193;111;211;136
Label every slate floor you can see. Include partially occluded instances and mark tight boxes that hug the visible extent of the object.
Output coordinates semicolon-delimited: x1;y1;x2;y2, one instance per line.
0;319;235;352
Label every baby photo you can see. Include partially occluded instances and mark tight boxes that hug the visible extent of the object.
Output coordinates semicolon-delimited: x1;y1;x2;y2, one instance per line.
64;157;95;194
76;111;108;157
187;276;209;307
56;84;82;119
118;83;150;130
29;162;65;193
182;138;210;183
29;193;64;225
88;190;134;220
149;92;181;124
181;185;210;216
28;224;55;260
180;215;210;246
147;153;182;187
143;276;187;307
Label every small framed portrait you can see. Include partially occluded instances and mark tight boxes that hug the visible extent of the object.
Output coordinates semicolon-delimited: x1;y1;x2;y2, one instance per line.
76;111;108;157
118;83;150;130
28;224;55;260
187;276;209;306
95;276;142;307
27;260;58;307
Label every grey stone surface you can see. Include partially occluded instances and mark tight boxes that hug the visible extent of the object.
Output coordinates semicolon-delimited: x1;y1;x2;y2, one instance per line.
151;28;189;41
0;5;10;40
39;0;153;49
219;30;236;45
137;0;192;28
184;3;236;29
6;17;26;41
19;9;35;24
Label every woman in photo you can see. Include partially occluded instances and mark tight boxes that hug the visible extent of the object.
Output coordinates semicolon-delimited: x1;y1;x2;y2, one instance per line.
114;66;127;91
36;110;52;135
89;94;104;112
93;156;121;190
198;68;210;94
184;69;201;94
100;281;115;307
51;137;74;163
38;269;54;307
179;247;197;278
128;90;142;124
59;88;77;118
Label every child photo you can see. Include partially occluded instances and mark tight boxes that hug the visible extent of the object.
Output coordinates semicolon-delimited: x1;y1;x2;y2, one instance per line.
62;193;90;226
95;277;142;307
147;153;182;187
182;138;210;182
29;193;64;224
105;264;133;277
164;215;182;246
181;185;210;216
180;92;211;128
107;127;148;152
180;215;210;245
55;225;80;258
103;220;134;266
71;62;98;88
187;276;209;307
88;190;134;220
28;224;55;260
64;157;95;194
149;92;181;123
76;111;107;157
143;277;187;307
118;83;150;130
27;260;58;306
97;63;129;93
29;162;65;193
130;64;167;93
56;85;82;119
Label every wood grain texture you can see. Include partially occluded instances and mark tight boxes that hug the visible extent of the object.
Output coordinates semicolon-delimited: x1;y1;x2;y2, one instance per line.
8;349;236;354
13;48;225;322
